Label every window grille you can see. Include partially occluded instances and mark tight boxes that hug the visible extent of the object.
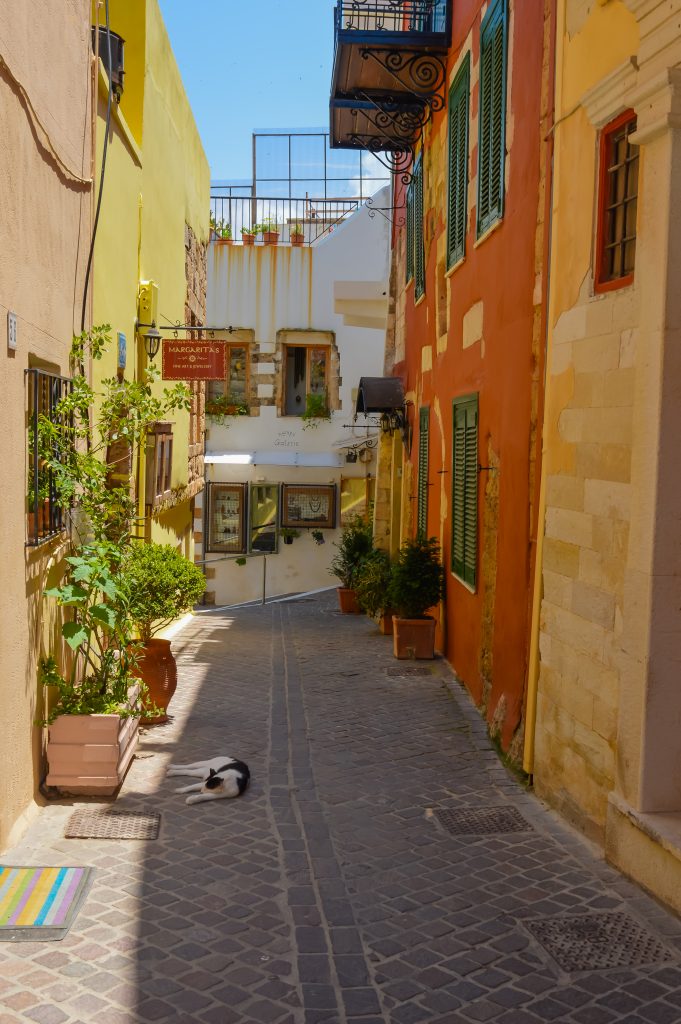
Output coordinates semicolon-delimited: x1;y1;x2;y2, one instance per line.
145;422;173;507
25;368;72;547
452;394;478;588
417;407;430;537
477;0;507;237
447;55;470;268
596;112;638;290
205;482;247;554
282;484;336;529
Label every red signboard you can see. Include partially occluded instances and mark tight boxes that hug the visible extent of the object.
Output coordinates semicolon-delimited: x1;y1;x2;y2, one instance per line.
161;339;227;381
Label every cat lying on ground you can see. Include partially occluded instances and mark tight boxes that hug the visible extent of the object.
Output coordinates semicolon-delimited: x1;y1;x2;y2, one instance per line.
167;756;250;804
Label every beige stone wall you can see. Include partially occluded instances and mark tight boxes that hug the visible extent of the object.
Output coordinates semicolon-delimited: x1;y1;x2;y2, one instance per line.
0;0;93;849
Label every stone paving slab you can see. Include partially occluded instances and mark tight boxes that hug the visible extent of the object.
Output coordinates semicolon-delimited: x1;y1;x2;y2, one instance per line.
2;594;681;1022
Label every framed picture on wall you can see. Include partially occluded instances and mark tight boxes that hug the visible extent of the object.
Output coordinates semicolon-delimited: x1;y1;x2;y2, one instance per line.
281;484;336;529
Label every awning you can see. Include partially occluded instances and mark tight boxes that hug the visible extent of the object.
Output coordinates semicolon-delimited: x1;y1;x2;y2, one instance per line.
205;450;342;468
355;376;405;416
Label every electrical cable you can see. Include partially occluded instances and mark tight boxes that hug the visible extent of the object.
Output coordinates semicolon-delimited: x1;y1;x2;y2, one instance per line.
80;0;113;332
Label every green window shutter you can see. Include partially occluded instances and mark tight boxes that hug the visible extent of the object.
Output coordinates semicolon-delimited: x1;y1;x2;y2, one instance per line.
414;157;425;300
452;395;478;587
406;177;415;284
477;0;507;237
417;406;430;537
447;55;470;268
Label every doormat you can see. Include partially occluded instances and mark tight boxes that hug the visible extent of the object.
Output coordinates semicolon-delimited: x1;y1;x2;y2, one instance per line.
0;866;93;941
524;912;673;972
65;809;160;840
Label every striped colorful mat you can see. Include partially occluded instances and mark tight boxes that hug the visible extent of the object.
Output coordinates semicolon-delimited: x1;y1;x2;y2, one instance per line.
0;866;93;941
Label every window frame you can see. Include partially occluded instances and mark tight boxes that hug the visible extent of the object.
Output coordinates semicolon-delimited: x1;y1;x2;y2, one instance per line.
451;394;479;589
406;155;425;300
249;482;280;554
281;483;337;529
25;368;72;547
447;54;470;269
476;0;508;239
206;341;250;412
594;109;638;294
283;343;330;417
145;421;173;508
205;481;248;554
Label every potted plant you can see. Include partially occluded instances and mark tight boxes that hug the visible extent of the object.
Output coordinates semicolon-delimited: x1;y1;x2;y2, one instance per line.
216;220;233;244
355;548;394;634
205;392;249;422
290;222;304;246
260;218;280;244
40;541;143;794
301;391;331;429
388;536;445;659
241;226;256;246
280;527;300;546
37;325;190;790
311;529;325;545
329;512;373;613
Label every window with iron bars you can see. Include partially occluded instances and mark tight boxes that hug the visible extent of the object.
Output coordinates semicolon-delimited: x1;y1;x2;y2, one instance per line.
26;369;72;546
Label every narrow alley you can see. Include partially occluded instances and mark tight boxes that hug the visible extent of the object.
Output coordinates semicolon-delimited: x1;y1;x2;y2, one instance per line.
2;595;681;1024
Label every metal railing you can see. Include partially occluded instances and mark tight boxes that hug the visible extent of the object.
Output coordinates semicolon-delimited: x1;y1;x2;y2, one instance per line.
209;194;361;246
336;0;448;36
26;368;72;547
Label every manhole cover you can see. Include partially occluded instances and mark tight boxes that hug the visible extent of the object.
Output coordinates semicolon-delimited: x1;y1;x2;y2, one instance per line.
434;806;531;834
386;667;433;677
524;912;672;971
65;810;161;840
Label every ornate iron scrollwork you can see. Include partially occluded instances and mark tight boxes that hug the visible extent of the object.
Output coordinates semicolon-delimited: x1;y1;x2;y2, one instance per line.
360;48;446;105
366;195;406;228
347;128;414;184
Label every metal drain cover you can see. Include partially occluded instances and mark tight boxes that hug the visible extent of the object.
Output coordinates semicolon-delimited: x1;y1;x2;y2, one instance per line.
65;809;161;840
434;805;531;834
386;667;433;677
525;912;672;972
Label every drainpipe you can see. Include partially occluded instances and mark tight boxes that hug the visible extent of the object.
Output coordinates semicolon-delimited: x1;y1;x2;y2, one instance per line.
523;0;560;776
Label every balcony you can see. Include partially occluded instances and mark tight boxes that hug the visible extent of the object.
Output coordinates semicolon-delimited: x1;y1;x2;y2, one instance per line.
331;0;450;154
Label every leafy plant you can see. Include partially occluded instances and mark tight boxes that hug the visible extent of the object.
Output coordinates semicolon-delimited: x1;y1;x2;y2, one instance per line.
205;392;249;421
290;222;303;236
355;548;392;617
301;392;330;429
329;512;373;589
241;226;256;237
258;218;279;234
235;557;247;566
280;527;300;544
311;529;325;545
120;543;206;643
217;220;232;240
388;536;445;619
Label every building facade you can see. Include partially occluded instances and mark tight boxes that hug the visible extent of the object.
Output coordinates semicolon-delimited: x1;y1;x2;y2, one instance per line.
91;0;210;557
0;0;94;848
199;191;390;605
530;0;681;913
332;0;554;755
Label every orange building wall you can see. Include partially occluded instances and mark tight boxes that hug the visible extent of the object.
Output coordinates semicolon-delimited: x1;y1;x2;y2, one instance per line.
391;0;552;754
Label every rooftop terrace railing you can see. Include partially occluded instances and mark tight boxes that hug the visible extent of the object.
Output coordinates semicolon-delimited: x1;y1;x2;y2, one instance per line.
335;0;447;37
209;194;361;246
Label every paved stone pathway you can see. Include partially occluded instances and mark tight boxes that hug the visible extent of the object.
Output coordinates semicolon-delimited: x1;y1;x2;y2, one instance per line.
3;593;681;1024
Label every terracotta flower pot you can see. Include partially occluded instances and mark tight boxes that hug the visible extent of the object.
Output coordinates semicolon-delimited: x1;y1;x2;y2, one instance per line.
242;233;255;246
290;233;304;246
263;231;279;245
378;611;394;636
133;639;178;724
337;587;361;614
392;616;436;659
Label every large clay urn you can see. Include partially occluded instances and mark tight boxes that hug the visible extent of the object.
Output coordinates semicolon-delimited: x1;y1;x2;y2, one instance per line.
134;639;177;723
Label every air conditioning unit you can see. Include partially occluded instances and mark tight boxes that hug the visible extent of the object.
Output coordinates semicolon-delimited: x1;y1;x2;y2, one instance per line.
91;27;125;101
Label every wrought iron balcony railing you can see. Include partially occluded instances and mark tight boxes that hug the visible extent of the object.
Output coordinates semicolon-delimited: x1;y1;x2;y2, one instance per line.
209;194;360;247
335;0;448;40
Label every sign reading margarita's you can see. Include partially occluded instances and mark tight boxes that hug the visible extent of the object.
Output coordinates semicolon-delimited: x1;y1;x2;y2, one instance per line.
161;339;227;380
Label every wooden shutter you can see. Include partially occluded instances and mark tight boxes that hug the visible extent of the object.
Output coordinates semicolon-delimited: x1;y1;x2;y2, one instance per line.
447;55;470;268
477;0;507;236
406;178;415;283
452;395;478;587
417;406;430;537
414;156;425;300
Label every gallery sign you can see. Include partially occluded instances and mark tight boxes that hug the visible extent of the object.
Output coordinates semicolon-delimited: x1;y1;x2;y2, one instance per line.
161;339;226;381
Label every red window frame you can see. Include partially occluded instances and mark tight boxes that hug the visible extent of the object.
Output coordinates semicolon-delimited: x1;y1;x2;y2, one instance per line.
594;110;639;294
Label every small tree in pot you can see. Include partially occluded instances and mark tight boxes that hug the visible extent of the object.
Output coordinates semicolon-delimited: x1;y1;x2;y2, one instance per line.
355;548;394;633
120;543;206;722
329;512;373;613
388;536;445;659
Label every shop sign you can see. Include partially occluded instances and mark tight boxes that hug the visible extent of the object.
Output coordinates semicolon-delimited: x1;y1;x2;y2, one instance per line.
162;339;226;380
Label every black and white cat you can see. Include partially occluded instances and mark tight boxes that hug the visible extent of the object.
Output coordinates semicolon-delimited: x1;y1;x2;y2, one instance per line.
167;756;250;805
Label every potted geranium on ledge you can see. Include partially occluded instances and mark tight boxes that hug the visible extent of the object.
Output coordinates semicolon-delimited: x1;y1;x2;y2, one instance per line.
388;536;445;659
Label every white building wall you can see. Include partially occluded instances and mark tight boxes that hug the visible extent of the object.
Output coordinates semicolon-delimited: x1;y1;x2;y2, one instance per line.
203;190;390;605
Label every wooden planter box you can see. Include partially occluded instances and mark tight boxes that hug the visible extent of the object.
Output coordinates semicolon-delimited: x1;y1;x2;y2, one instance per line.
392;616;436;659
45;687;140;795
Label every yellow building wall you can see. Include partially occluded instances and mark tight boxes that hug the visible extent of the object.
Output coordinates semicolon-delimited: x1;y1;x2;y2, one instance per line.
532;0;639;840
92;0;209;551
0;0;93;849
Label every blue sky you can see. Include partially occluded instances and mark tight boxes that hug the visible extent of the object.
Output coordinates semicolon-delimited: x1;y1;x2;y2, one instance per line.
158;0;337;182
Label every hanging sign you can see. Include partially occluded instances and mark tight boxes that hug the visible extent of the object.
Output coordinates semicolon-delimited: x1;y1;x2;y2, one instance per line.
162;339;226;381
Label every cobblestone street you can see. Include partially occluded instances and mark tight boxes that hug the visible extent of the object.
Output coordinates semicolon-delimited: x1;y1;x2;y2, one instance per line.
3;593;681;1024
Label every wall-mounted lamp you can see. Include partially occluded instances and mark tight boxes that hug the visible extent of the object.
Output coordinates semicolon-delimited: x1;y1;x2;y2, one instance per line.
345;449;358;464
137;322;162;360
